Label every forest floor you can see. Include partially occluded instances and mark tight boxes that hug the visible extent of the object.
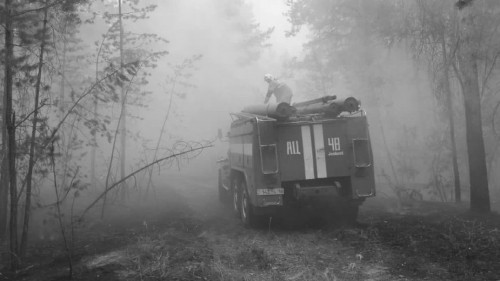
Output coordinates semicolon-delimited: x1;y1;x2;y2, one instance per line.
2;175;500;281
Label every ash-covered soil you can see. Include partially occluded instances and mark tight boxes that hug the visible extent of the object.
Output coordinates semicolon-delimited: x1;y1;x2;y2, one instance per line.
3;175;500;281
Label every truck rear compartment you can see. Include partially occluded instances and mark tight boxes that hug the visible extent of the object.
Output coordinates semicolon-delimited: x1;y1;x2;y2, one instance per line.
220;97;375;226
276;118;369;181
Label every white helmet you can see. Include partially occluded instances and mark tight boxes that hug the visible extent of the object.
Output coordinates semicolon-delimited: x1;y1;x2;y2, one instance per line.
264;73;274;83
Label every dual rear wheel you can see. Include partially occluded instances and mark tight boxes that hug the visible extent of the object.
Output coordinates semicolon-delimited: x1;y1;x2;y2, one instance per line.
231;177;256;227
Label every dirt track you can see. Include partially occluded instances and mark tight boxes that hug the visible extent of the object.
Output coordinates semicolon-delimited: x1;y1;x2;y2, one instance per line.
5;175;500;281
173;175;500;281
173;176;408;281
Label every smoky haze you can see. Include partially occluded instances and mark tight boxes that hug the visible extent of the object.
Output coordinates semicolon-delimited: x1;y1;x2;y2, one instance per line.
6;0;500;243
6;1;500;278
4;3;500;281
79;0;497;205
93;0;307;181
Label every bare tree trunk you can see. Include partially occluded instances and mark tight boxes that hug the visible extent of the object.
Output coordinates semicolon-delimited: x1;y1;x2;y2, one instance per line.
60;34;66;112
101;93;125;218
50;142;73;278
440;34;461;203
458;5;490;213
91;28;110;191
145;76;178;197
0;112;7;243
0;155;7;243
460;55;490;212
0;71;7;243
446;90;461;203
91;98;98;190
102;66;139;218
118;0;128;199
380;122;399;187
20;5;49;257
4;0;19;270
8;113;18;270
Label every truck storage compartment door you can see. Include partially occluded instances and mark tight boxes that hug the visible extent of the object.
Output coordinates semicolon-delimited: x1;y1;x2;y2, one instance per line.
348;117;375;197
277;120;355;181
353;138;371;167
257;119;278;174
321;121;350;177
277;125;309;181
229;121;254;170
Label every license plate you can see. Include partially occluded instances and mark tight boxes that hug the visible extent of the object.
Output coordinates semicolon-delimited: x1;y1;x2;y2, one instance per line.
257;188;284;195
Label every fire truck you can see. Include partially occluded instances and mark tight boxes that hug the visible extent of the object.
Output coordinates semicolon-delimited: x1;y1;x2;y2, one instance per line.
217;96;375;227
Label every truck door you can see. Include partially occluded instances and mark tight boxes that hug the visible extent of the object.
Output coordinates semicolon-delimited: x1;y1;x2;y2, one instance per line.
276;117;374;197
257;118;278;174
276;124;309;181
277;121;352;181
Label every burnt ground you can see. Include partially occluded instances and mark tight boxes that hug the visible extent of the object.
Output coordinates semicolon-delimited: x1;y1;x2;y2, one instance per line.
2;175;500;281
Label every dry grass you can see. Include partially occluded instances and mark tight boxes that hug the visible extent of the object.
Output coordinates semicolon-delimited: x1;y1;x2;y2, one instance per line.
372;212;500;281
203;227;388;281
9;182;500;281
115;221;218;281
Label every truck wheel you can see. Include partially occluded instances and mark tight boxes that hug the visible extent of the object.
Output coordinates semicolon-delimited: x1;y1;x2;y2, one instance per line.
240;181;255;227
232;178;241;216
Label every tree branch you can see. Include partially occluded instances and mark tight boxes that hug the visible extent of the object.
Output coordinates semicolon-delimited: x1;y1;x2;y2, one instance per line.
479;51;500;100
14;101;48;129
492;100;500;139
41;63;137;152
79;144;213;220
12;0;64;18
37;167;79;209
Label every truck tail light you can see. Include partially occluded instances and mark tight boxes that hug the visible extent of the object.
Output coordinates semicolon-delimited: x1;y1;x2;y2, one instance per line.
353;139;371;168
260;144;278;174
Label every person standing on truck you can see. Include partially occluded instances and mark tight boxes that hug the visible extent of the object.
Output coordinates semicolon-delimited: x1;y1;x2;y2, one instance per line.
263;73;293;104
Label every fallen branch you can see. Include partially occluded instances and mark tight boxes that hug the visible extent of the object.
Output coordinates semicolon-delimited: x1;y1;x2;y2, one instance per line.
79;143;213;219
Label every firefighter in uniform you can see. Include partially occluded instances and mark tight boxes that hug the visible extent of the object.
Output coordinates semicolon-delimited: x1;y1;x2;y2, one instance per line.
263;74;293;104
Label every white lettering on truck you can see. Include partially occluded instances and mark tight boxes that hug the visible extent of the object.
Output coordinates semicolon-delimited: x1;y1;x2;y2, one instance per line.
328;137;344;156
286;140;301;155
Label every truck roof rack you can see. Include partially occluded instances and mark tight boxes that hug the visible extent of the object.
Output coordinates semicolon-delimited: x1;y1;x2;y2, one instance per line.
230;112;276;122
233;96;362;121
